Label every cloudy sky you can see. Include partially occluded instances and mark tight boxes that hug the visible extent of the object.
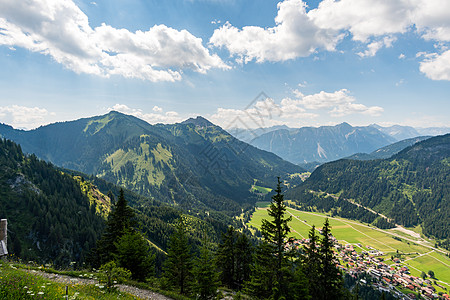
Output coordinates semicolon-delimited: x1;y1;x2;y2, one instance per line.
0;0;449;130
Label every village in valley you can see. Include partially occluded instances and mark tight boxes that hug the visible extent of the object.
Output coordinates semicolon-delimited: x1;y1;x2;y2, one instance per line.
291;233;449;300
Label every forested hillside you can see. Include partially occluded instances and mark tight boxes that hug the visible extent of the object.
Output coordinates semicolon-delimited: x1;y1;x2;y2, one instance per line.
0;138;239;270
0;139;105;265
0;112;303;216
287;134;450;248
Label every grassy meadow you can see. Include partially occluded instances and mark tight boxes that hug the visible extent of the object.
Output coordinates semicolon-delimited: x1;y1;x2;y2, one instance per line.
247;204;450;287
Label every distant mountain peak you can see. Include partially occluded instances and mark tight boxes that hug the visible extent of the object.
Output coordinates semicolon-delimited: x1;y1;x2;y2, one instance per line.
337;122;352;129
181;116;215;127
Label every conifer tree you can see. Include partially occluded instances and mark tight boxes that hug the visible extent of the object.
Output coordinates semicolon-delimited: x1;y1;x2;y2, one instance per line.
94;189;136;265
193;243;220;300
216;226;236;289
260;177;293;298
234;232;252;290
115;229;155;281
244;241;275;299
163;218;193;295
304;225;321;299
246;177;306;299
318;218;345;300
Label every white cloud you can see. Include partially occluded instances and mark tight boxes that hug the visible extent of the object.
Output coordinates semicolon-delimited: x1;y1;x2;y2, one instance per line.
152;106;163;113
209;0;450;80
395;79;405;86
0;0;228;82
0;105;52;129
357;36;396;57
419;50;450;80
210;0;343;63
296;89;384;117
109;104;182;124
309;0;412;42
211;88;383;128
398;53;406;59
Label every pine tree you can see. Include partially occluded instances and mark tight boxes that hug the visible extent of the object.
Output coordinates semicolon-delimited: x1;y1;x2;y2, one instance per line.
193;243;220;300
216;226;236;289
95;189;136;265
303;225;321;299
234;232;252;290
244;241;275;299
115;229;155;281
318;218;345;300
260;177;293;299
163;218;194;295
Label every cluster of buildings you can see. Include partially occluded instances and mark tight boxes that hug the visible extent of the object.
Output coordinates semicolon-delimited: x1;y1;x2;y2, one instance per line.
292;236;449;300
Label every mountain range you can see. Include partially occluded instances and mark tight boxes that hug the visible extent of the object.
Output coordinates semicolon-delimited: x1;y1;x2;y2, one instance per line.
286;134;450;248
0;111;303;216
228;123;449;166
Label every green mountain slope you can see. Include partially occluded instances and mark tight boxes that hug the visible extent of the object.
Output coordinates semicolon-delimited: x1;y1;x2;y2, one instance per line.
0;112;303;216
346;136;431;161
287;134;450;248
0;139;105;266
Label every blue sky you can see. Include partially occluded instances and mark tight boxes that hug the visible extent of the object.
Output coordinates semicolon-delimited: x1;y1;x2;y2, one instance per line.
0;0;449;130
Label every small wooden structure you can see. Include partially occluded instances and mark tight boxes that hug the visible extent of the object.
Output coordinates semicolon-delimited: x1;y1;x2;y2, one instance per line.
0;219;7;256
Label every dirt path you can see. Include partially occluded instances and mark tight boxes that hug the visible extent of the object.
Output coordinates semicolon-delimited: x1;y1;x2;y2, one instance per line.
26;269;173;300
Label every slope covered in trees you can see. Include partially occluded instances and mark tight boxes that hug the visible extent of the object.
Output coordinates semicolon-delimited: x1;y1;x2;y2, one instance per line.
287;134;450;248
0;138;105;266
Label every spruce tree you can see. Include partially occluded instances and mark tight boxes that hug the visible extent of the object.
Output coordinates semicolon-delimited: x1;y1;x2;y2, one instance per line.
318;218;345;300
193;243;220;300
234;232;252;290
244;241;275;299
247;177;305;299
163;218;193;295
216;226;236;289
115;229;155;281
260;177;293;299
95;189;135;265
304;225;321;299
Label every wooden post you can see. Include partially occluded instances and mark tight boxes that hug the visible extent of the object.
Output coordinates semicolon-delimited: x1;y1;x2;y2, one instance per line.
65;285;68;300
0;219;7;257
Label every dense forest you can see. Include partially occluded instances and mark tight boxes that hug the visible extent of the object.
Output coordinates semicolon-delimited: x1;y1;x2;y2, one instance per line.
0;138;246;271
287;134;450;249
0;138;104;265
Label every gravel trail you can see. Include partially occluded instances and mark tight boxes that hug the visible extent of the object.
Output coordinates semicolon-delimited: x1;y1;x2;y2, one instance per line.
26;269;173;300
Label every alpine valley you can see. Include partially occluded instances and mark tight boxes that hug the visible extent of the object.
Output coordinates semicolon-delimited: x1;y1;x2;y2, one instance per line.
1;111;449;299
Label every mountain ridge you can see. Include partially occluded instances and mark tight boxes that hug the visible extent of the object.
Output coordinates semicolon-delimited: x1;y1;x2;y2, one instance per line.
0;111;304;216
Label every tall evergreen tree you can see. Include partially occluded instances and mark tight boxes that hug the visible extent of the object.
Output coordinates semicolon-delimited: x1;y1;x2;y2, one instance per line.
115;229;155;281
193;243;220;300
303;225;321;299
216;226;236;289
244;241;276;299
246;178;306;299
234;232;252;290
260;177;293;299
163;218;194;295
318;218;345;300
95;189;136;265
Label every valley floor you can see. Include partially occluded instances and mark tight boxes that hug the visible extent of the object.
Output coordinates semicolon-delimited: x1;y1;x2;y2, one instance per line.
247;205;450;298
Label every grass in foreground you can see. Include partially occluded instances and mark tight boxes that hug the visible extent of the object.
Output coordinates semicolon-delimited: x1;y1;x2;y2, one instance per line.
0;262;137;300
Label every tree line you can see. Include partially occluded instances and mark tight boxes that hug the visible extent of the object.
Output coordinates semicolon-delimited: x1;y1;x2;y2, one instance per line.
91;179;354;299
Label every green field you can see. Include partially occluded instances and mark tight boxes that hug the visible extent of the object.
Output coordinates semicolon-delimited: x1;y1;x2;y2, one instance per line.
247;205;450;287
251;185;272;194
